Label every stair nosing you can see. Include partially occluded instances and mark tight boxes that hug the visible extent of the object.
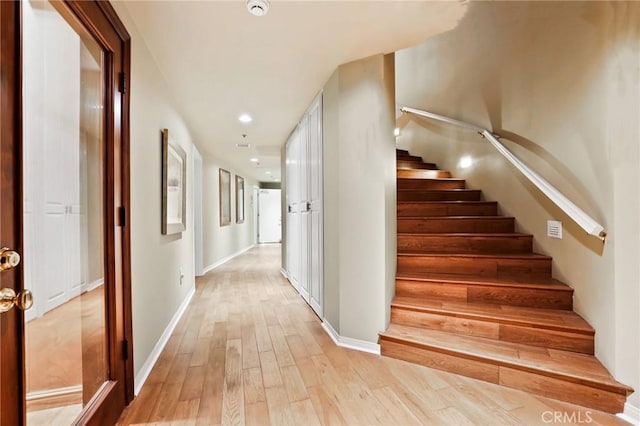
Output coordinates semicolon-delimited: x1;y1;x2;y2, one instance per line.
379;326;631;395
397;216;513;221
397;232;530;237
395;274;574;292
397;252;551;260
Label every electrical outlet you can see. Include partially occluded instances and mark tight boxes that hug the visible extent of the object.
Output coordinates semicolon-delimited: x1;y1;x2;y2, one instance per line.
180;267;184;285
547;220;562;239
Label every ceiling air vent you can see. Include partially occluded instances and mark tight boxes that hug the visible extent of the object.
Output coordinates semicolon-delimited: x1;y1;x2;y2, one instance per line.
236;143;251;148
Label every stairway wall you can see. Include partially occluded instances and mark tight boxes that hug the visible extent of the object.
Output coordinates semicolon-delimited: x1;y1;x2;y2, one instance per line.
322;53;397;343
395;1;640;411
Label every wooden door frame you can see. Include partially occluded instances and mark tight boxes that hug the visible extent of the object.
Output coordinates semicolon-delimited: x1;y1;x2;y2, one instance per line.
0;0;133;424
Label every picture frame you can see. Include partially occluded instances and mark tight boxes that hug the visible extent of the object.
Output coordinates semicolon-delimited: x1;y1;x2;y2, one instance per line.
161;128;187;235
219;168;231;226
236;175;245;224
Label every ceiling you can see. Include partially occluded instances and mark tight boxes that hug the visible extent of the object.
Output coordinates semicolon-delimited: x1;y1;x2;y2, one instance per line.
122;1;467;183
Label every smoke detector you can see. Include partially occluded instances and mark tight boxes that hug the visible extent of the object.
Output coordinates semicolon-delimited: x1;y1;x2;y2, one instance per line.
246;0;269;16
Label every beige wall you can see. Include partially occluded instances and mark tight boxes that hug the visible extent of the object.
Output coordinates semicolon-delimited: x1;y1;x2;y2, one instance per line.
112;3;197;381
396;1;639;410
201;158;256;270
113;4;255;384
322;54;396;343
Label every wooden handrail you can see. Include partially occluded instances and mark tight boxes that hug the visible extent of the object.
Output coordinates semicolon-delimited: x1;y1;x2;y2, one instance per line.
400;106;606;241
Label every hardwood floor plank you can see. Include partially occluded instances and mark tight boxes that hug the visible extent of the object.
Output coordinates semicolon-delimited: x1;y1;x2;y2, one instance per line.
221;339;245;426
280;365;309;402
244;401;270;426
242;367;266;404
268;324;296;367
289;399;321;426
179;365;206;401
241;324;261;369
259;351;283;388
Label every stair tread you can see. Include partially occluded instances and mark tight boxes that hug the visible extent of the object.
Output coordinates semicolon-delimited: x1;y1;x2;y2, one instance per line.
398;177;465;182
397;232;530;237
398;252;551;260
398;215;513;219
391;296;593;334
380;324;632;394
397;201;496;205
396;272;572;291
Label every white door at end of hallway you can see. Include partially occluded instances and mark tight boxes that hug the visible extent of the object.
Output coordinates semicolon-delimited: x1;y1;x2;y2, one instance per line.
258;189;282;243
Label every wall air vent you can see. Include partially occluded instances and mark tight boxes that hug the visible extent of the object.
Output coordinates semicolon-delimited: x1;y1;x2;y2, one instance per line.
235;143;251;148
547;220;563;239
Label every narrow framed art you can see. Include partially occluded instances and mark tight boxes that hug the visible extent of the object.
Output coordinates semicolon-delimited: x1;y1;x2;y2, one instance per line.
219;168;231;226
161;128;187;234
236;175;245;224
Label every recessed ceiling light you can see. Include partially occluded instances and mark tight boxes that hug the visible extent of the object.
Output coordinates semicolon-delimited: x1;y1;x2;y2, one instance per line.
265;171;272;175
238;113;252;123
250;158;259;162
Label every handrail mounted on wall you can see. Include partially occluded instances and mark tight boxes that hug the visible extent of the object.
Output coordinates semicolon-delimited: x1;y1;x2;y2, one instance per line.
400;106;606;241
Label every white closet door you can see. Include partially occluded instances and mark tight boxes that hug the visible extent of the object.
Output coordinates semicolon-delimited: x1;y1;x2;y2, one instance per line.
308;96;323;317
286;132;300;292
298;118;310;303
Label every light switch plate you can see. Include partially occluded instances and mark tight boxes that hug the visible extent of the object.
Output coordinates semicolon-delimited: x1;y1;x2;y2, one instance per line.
547;220;562;239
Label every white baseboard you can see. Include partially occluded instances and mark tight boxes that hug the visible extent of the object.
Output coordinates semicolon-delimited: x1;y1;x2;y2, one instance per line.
134;286;195;395
321;320;381;355
280;268;288;279
202;244;255;275
83;277;104;293
618;402;640;426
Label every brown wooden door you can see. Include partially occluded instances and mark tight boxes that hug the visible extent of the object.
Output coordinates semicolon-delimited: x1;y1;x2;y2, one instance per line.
0;1;132;424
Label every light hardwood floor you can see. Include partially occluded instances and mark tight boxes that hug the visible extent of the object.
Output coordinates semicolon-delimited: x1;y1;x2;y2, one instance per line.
118;245;628;425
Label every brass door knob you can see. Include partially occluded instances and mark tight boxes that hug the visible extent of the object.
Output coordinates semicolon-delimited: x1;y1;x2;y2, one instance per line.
0;247;21;271
0;288;33;313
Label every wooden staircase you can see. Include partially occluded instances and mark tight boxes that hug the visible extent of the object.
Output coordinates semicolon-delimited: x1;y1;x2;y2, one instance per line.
380;149;633;413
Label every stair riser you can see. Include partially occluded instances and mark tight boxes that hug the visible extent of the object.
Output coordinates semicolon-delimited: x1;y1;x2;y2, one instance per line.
397;255;552;278
398;202;497;217
397;218;515;233
390;309;594;354
380;340;626;413
396;154;423;162
398;179;465;190
396;160;438;170
398;190;482;202
395;280;574;310
397;170;452;179
398;235;532;254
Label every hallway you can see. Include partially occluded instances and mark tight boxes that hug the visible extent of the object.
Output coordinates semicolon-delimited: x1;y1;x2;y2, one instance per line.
117;245;625;425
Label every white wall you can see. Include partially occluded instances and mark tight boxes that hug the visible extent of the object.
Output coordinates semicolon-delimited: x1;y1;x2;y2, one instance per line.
113;3;261;384
201;157;256;271
322;53;396;343
112;3;196;381
395;1;639;411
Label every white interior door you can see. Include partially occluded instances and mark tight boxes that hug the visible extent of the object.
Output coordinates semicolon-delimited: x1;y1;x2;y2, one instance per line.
258;189;282;243
308;96;323;317
298;119;310;303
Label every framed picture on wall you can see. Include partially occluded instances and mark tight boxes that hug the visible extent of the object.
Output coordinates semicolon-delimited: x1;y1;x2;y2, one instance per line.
219;168;231;226
236;175;245;224
161;128;187;235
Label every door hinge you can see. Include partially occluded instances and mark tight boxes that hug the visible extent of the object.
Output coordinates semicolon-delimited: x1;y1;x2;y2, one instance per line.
122;339;129;360
118;206;126;227
119;72;127;94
